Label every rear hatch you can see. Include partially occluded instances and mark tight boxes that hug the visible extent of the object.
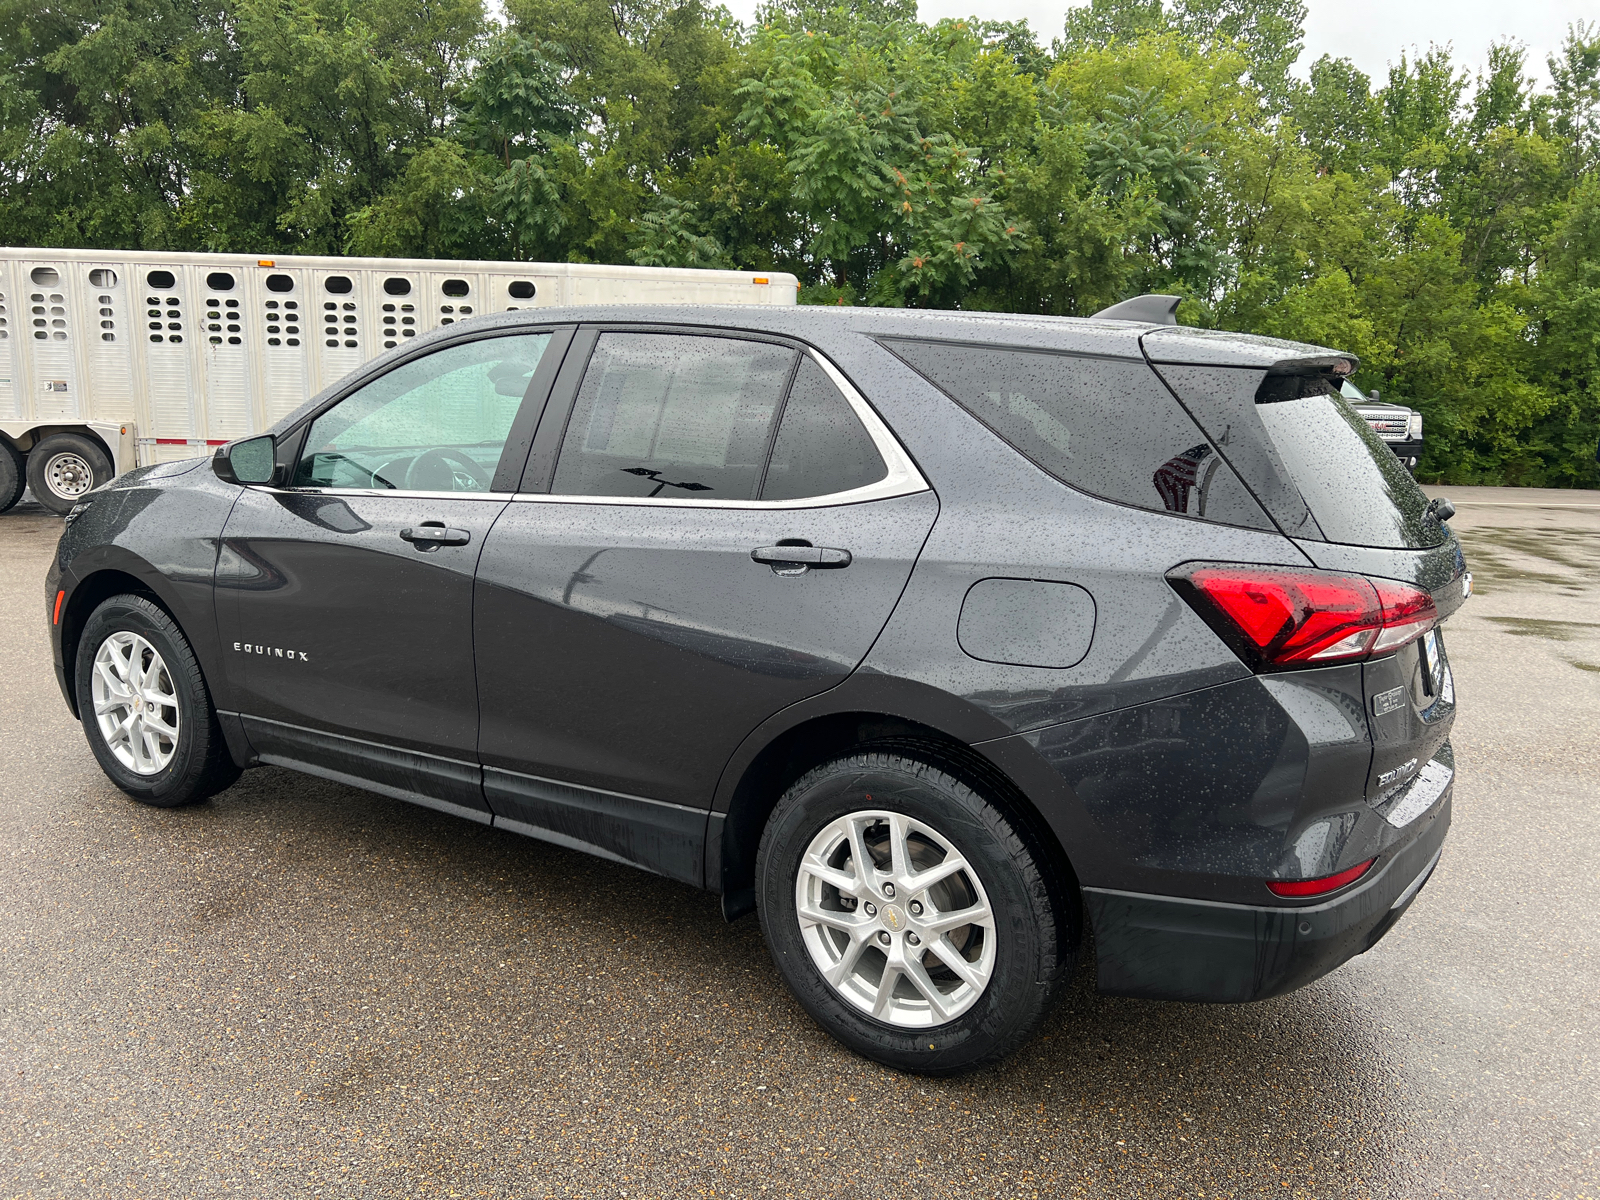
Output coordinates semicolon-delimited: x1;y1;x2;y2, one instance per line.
1142;329;1467;807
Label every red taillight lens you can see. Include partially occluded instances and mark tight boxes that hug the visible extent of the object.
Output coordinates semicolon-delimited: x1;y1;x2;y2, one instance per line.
1266;857;1375;897
1371;578;1438;654
1172;565;1438;669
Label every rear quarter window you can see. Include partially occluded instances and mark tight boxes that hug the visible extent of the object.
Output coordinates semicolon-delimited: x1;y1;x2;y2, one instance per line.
880;338;1271;529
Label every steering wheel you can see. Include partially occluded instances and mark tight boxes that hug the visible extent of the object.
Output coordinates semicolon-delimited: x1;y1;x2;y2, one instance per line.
404;447;491;492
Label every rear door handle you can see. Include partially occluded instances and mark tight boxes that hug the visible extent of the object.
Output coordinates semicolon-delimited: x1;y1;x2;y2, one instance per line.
751;545;852;570
400;524;471;548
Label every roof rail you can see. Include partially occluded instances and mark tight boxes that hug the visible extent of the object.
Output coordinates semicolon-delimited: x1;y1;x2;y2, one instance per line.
1091;294;1181;324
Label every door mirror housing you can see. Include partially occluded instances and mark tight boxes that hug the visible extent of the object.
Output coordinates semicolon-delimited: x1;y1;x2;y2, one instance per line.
214;435;279;486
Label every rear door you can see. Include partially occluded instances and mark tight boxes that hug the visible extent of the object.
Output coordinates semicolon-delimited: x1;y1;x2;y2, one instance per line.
216;328;570;819
472;327;937;881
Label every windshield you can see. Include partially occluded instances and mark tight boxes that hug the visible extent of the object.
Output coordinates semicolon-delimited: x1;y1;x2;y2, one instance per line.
1253;381;1440;549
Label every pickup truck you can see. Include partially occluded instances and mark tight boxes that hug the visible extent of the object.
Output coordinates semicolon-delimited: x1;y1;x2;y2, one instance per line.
1343;380;1423;473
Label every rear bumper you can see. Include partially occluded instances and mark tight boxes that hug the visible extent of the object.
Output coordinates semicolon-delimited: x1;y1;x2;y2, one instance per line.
1085;791;1450;1002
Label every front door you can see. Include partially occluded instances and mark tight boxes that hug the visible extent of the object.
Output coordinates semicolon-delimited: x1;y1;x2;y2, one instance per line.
216;330;561;819
472;330;938;879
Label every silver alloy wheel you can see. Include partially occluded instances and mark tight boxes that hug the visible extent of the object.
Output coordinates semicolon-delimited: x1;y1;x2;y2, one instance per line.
795;809;997;1028
91;632;181;775
43;451;96;500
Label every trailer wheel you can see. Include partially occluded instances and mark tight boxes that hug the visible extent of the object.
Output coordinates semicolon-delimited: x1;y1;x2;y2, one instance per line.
26;433;113;515
0;440;24;514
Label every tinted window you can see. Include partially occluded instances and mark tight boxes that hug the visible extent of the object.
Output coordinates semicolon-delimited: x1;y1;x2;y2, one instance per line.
760;358;886;500
1253;381;1439;548
295;334;550;491
884;339;1269;528
552;333;796;500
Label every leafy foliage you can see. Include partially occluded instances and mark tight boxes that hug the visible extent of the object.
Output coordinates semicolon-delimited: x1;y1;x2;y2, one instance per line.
2;0;1598;484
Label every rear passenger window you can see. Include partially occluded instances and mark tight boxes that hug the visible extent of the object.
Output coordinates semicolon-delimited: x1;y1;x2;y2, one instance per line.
552;333;796;500
760;358;886;500
882;338;1271;528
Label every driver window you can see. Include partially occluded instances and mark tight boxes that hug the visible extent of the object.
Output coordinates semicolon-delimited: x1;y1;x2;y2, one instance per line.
294;333;552;491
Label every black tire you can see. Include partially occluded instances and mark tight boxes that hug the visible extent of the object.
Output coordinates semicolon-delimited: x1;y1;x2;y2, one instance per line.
0;440;24;513
75;594;241;807
26;433;113;515
756;750;1070;1075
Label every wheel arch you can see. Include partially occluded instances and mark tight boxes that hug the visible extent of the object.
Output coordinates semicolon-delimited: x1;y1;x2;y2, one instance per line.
5;424;117;464
711;681;1084;946
59;558;188;718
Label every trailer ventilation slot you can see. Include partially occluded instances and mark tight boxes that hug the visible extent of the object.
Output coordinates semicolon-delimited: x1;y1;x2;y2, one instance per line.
147;291;182;343
264;299;301;347
324;298;359;348
381;302;417;344
98;292;116;342
30;291;72;342
0;291;8;340
207;294;243;345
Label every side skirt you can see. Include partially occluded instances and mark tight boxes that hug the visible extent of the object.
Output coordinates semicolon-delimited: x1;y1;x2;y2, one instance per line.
232;715;709;887
485;766;707;887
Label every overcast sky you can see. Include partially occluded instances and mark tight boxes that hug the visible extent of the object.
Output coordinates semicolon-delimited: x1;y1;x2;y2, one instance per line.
717;0;1595;90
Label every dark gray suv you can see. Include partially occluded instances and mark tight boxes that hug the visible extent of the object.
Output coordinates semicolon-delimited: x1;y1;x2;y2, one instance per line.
47;305;1463;1073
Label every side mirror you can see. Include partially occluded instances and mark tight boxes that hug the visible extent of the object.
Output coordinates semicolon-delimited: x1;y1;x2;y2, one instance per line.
213;435;279;486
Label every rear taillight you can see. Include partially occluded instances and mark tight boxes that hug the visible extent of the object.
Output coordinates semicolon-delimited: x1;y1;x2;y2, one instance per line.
1266;858;1375;897
1370;578;1438;654
1171;564;1437;670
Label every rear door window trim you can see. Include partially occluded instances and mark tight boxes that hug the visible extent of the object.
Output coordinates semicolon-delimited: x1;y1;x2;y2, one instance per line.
514;324;927;510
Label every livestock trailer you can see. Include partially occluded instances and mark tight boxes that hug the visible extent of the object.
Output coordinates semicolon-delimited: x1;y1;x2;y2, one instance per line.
0;249;798;512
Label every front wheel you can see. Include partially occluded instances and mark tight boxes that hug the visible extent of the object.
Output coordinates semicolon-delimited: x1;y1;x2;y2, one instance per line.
756;750;1071;1075
75;595;241;807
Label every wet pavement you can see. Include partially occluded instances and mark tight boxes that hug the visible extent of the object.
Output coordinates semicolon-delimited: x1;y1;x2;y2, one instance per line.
0;485;1596;1199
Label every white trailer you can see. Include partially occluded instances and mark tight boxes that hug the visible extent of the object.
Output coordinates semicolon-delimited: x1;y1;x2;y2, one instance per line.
0;248;798;513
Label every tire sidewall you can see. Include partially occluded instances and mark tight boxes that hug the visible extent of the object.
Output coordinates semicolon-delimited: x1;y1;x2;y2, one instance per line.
758;758;1052;1074
0;441;24;512
28;435;112;514
76;598;208;805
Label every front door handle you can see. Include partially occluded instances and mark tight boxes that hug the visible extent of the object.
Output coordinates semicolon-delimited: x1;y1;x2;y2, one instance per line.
752;544;852;573
400;524;471;548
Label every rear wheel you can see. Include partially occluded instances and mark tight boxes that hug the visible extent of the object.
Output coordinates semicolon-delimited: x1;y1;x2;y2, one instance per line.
75;595;240;807
0;440;24;513
756;750;1070;1075
27;433;113;515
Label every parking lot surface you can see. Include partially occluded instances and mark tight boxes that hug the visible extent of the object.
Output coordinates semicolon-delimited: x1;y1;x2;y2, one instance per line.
1;484;1596;1199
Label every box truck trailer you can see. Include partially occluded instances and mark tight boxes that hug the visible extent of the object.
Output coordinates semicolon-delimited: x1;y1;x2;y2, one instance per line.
0;248;798;513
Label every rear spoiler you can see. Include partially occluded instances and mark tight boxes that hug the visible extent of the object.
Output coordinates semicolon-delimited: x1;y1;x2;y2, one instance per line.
1255;355;1360;403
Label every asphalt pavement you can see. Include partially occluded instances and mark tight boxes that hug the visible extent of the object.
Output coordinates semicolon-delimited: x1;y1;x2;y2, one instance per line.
0;484;1595;1199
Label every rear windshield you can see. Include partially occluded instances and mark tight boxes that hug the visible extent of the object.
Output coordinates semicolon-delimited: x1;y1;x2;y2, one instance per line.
1253;378;1439;548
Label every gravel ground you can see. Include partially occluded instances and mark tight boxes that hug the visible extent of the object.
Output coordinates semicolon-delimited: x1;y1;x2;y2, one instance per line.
0;484;1595;1199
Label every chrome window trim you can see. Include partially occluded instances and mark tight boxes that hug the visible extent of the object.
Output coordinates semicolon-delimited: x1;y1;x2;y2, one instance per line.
248;486;517;501
513;347;929;510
